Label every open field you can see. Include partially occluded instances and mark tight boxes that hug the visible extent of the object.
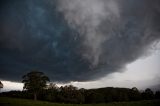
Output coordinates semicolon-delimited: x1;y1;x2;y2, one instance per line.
0;97;160;106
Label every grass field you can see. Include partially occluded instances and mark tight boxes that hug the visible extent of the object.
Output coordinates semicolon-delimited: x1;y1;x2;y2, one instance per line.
0;97;160;106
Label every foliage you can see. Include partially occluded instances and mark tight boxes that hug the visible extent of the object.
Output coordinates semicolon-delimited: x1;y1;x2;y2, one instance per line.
1;71;159;104
155;91;160;99
22;71;50;100
141;88;154;100
0;81;3;89
1;85;160;104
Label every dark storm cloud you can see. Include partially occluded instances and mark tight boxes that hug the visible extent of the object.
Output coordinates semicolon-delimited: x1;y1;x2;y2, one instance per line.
0;0;160;82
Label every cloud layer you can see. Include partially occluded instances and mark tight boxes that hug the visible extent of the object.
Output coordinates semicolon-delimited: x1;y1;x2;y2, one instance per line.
0;0;160;82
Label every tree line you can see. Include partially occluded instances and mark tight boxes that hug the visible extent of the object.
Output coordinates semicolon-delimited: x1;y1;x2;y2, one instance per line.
1;85;160;104
0;71;160;104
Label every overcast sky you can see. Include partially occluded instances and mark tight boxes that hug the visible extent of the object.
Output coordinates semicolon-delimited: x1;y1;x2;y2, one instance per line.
0;0;160;91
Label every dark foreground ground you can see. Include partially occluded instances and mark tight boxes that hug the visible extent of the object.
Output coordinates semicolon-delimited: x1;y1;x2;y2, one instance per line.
0;97;160;106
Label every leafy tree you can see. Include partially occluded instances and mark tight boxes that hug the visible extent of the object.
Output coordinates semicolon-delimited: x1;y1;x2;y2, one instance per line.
130;87;141;100
47;83;58;90
155;91;160;99
132;87;138;91
45;83;59;102
22;70;50;101
142;88;154;100
0;81;3;92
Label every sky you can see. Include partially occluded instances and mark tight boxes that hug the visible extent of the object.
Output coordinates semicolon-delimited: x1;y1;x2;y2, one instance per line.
1;50;160;92
0;0;160;91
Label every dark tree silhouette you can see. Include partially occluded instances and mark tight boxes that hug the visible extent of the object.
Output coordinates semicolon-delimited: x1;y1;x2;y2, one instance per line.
130;87;141;100
142;88;154;100
22;70;50;101
155;91;160;99
47;83;58;90
0;81;3;92
0;85;158;103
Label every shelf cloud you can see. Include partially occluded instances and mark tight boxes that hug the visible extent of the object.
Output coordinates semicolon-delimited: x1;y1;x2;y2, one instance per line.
0;0;160;82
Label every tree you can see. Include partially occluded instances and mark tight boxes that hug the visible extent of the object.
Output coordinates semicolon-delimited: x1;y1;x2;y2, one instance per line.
22;70;50;101
155;91;160;99
142;88;154;100
130;87;141;100
0;81;3;92
45;83;59;102
47;83;58;90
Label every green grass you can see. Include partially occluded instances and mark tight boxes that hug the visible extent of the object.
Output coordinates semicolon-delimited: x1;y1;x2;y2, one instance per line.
0;97;160;106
